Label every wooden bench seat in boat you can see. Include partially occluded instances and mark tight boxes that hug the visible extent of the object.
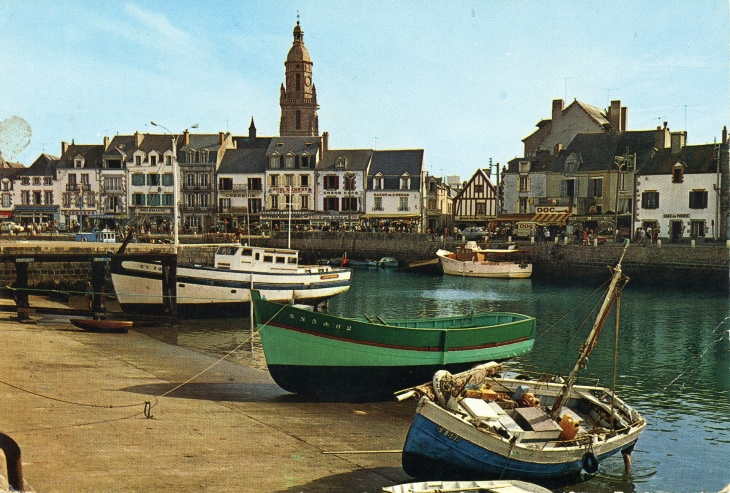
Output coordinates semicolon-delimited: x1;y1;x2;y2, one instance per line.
511;407;563;441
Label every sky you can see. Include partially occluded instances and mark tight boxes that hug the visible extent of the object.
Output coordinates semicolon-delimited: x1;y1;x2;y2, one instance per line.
1;1;728;181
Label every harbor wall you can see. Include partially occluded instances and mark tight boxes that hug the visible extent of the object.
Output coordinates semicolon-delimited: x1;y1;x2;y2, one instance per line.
0;234;728;289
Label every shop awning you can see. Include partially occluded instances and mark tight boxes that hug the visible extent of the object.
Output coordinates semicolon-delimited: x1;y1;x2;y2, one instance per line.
531;212;571;226
495;214;533;222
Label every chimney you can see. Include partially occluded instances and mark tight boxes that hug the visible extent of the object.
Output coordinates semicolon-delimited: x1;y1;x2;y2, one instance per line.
655;122;670;149
219;132;225;146
723;126;727;145
320;131;329;161
183;129;190;147
552;99;564;121
103;136;110;151
609;100;621;132
620;106;627;132
61;141;69;154
134;131;142;148
671;131;686;154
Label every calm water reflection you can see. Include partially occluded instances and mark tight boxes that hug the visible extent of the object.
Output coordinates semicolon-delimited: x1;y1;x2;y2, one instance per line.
170;268;730;493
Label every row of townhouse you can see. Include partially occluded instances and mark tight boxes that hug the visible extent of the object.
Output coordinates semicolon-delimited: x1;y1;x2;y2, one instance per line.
498;98;730;241
0;123;427;233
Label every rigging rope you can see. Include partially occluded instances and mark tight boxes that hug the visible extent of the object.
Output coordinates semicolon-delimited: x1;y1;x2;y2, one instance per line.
0;300;289;431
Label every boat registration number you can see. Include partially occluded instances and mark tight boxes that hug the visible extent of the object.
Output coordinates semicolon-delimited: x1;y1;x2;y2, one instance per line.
436;425;462;442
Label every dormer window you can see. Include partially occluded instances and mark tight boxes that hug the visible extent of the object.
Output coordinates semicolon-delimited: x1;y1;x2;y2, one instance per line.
135;155;142;166
74;157;84;168
269;154;281;168
301;154;310;168
518;161;530;173
150;154;158;167
400;173;411;190
373;173;384;190
285;153;295;168
276;142;284;147
335;156;347;169
672;163;685;183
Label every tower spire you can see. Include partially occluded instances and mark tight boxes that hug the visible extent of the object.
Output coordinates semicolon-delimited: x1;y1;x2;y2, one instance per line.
279;20;318;137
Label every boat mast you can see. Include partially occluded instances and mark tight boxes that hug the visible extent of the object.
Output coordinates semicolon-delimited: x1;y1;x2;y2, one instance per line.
550;241;630;420
287;185;293;249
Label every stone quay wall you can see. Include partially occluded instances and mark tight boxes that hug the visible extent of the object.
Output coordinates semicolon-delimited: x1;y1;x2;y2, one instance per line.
0;234;727;290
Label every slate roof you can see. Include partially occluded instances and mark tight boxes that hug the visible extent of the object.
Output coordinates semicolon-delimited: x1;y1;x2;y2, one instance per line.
267;136;321;156
640;143;726;175
233;136;273;150
21;153;58;177
369;149;424;176
218;148;268;174
573;100;609;126
57;144;104;169
179;134;225;152
549;131;658;173
317;149;373;172
506;151;559;173
103;133;176;159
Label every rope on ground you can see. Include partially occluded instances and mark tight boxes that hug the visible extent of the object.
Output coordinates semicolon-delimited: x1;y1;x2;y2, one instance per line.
0;378;147;409
154;302;288;401
1;294;288;428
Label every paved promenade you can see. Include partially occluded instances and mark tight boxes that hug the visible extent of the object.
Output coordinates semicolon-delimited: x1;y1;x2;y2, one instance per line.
0;314;413;492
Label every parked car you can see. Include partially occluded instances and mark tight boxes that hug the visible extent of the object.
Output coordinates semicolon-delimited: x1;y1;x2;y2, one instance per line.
460;226;487;240
0;221;24;233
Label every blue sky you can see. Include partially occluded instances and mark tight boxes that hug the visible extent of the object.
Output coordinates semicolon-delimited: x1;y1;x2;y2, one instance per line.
1;1;728;181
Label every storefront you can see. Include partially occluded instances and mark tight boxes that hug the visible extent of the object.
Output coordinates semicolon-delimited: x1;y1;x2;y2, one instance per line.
260;210;317;232
13;205;59;228
359;215;421;233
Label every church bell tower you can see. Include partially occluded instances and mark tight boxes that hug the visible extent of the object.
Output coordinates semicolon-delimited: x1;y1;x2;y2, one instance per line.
279;21;319;137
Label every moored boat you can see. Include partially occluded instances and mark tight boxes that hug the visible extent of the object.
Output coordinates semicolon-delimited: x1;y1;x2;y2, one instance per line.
437;242;532;279
252;290;536;399
378;257;398;268
110;245;351;317
398;242;645;484
70;318;132;333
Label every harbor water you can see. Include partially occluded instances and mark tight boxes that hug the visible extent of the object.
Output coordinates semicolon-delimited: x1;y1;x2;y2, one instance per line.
167;267;730;493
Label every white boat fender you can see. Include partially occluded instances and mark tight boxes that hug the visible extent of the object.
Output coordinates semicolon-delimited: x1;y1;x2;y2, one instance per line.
433;370;451;405
582;451;599;474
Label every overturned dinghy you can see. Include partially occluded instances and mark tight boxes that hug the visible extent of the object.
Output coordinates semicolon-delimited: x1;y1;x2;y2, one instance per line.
382;479;552;493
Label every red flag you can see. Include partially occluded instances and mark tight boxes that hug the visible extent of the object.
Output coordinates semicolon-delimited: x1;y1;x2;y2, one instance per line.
340;252;348;267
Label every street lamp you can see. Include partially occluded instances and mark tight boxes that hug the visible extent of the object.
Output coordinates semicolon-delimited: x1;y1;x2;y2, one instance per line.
150;121;198;252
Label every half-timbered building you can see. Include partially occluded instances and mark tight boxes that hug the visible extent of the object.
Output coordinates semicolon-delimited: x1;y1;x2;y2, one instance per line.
452;169;498;230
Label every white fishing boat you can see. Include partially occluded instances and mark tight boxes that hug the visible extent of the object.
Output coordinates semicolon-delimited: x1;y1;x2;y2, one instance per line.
398;242;645;484
110;125;350;317
382;480;551;493
437;242;531;279
110;245;351;316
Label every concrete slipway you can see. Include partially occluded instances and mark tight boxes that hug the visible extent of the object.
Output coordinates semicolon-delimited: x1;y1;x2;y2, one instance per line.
0;314;413;492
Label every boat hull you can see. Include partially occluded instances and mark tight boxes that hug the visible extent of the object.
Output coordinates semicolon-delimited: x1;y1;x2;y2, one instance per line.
438;254;532;279
110;260;351;317
70;318;132;333
253;292;535;398
402;391;644;484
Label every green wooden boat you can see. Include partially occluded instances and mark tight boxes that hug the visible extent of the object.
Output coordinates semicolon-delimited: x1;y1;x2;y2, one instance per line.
252;290;536;399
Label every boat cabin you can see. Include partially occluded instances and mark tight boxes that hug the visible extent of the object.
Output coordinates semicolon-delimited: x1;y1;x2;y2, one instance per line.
214;246;300;271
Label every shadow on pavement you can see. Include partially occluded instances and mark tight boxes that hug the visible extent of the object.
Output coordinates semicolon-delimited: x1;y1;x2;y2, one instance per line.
273;466;411;493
